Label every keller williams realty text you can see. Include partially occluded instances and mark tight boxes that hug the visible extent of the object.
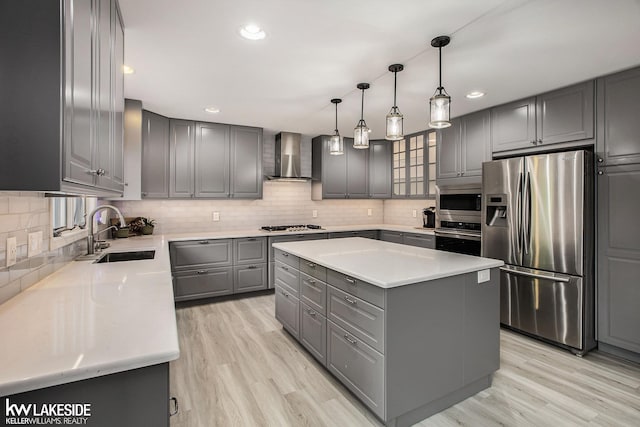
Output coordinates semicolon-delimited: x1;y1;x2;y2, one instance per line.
4;399;91;425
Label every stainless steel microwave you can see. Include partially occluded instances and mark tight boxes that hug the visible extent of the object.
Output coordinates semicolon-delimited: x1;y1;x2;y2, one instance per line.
436;184;482;224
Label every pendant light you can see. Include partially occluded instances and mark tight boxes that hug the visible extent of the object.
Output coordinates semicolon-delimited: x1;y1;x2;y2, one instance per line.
329;98;344;155
353;83;370;149
385;64;404;141
428;35;452;129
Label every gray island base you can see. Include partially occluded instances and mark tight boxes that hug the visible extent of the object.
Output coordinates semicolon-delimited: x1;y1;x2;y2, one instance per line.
272;238;502;426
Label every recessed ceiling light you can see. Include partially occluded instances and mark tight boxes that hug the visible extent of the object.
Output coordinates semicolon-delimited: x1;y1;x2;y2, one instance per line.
466;91;485;99
204;107;220;113
240;24;266;40
123;65;135;74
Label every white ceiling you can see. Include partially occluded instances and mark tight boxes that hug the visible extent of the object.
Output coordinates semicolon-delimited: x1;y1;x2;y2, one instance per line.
119;0;640;139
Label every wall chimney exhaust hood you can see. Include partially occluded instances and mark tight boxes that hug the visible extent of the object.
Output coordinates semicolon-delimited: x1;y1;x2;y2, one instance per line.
267;132;311;181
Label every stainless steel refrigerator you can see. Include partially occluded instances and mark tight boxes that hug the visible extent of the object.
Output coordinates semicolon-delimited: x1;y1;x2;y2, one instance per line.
482;149;595;355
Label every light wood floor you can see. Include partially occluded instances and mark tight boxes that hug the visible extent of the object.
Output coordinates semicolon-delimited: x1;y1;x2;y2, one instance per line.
169;293;640;427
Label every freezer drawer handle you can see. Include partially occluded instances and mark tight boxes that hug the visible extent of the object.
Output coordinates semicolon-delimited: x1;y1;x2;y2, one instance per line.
500;266;570;283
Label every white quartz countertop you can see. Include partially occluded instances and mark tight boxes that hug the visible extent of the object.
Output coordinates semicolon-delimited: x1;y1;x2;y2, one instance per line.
273;238;504;288
0;223;432;397
0;235;179;397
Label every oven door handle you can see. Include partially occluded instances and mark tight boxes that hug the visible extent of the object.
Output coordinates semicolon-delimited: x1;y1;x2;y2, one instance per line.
434;230;482;241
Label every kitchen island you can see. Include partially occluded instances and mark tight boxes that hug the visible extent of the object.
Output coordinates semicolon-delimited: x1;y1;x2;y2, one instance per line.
272;237;503;427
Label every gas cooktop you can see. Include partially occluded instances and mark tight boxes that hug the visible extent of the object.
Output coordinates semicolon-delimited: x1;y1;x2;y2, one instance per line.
260;224;323;232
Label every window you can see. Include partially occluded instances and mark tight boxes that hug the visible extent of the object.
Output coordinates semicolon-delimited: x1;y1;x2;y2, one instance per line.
393;130;437;198
51;197;96;237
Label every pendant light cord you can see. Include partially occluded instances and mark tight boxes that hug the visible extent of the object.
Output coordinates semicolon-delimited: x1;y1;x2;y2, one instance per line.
360;88;365;121
334;102;338;133
393;71;397;108
438;46;443;94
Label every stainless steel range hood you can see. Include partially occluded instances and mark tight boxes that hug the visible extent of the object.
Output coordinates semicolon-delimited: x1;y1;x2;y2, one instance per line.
267;132;311;181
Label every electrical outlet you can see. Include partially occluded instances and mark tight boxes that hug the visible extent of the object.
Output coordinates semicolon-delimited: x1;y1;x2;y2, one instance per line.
312;210;318;218
412;209;417;218
6;237;17;267
477;269;490;284
212;212;220;222
28;231;43;258
367;208;372;216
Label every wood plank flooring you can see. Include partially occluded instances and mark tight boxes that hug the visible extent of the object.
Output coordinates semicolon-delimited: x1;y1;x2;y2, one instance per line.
169;293;640;427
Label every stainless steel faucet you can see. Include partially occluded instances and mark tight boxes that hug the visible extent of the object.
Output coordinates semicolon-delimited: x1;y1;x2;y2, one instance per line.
87;205;126;255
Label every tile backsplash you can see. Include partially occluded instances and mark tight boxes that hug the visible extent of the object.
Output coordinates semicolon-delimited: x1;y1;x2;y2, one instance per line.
113;181;385;233
0;192;85;305
383;199;436;227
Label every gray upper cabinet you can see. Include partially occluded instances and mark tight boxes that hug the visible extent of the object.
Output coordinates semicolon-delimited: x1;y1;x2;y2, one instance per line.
597;163;640;354
491;81;594;154
312;136;369;199
597;66;640;166
110;4;125;189
169;120;196;198
0;0;124;194
141;111;170;198
490;97;537;153
369;140;392;198
195;122;230;198
437;111;490;184
230;126;263;199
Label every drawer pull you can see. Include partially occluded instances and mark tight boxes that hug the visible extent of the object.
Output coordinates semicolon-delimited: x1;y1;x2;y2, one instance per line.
308;279;316;285
307;309;317;316
344;296;357;305
196;270;207;275
306;262;316;268
282;252;289;257
344;334;358;345
248;238;256;241
281;266;289;272
280;289;289;297
344;276;356;285
198;240;209;245
247;265;257;269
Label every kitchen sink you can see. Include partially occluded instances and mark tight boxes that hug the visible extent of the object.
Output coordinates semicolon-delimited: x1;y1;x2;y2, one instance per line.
94;250;156;263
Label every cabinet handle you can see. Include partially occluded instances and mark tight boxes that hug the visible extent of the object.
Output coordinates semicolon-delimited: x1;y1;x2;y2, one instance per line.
531;140;537;145
281;290;289;298
247;238;256;241
308;279;316;285
281;266;289;272
344;296;357;305
306;262;316;268
597;170;603;175
196;270;207;275
537;138;543;144
307;309;317;316
198;240;209;244
344;334;358;345
142;192;148;196
344;276;356;285
87;168;106;176
282;252;289;257
169;397;179;417
460;172;465;176
247;265;257;269
597;158;604;163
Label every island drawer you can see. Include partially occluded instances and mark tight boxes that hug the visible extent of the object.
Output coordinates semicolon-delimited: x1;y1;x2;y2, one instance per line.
327;320;385;420
300;272;327;315
327;285;385;353
173;267;233;301
275;285;299;338
170;239;233;271
326;269;385;309
300;302;327;366
274;260;299;297
274;248;299;269
233;237;267;265
299;259;327;281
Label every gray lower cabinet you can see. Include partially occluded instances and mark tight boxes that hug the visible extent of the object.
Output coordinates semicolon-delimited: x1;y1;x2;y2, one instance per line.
234;237;267;265
141;110;170;198
379;230;404;244
596;66;640;166
597;163;640;355
233;264;268;294
274;260;300;296
402;233;435;249
173;267;233;301
369;140;392;198
169;119;196;198
328;230;378;240
327;320;385;420
268;234;328;288
170;239;233;271
300;272;327;315
5;363;170;427
300;302;327;366
275;286;300;337
491;81;594;154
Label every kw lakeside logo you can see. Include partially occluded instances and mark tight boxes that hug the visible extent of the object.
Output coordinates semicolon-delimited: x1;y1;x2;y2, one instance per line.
4;398;91;425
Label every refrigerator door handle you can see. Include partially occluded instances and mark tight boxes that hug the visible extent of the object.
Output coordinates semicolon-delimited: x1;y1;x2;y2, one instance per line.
522;172;531;255
516;172;523;254
500;266;571;283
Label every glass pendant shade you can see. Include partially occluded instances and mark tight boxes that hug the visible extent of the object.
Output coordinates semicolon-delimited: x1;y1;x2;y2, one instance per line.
428;91;451;129
329;133;343;155
353;120;370;149
385;106;403;140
